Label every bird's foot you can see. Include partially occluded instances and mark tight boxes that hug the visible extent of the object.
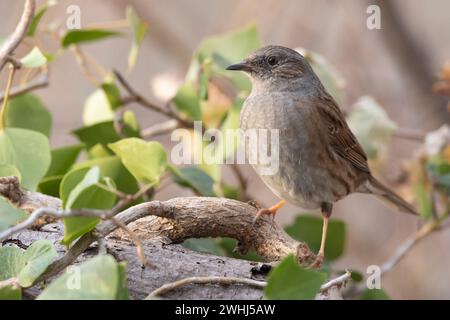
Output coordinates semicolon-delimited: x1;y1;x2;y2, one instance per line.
308;253;324;269
252;200;286;225
252;208;275;225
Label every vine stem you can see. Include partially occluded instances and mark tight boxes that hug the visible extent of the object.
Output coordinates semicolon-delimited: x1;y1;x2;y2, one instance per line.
0;66;17;130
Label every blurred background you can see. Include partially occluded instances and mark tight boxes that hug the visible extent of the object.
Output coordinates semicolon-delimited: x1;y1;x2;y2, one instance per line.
1;0;449;299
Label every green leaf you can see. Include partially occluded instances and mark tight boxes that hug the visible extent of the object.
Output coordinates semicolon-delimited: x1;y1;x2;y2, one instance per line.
171;166;216;196
72;156;139;195
45;144;84;177
73;121;121;150
172;83;202;121
220;183;241;200
126;5;147;71
285;215;346;261
0;128;51;190
415;184;433;219
109;138;167;185
347;96;397;160
82;89;115;126
82;83;122;126
27;0;57;37
186;24;261;93
0;240;57;287
38;255;128;300
0;281;21;300
61;29;121;48
349;270;364;283
122;110;141;138
217;237;263;262
5;94;52;137
88;143;111;158
38;175;62;197
65;166;100;209
0;197;27;231
60;167;90;206
61;167;116;246
18;240;57;287
116;262;129;300
183;238;227;256
360;288;390;300
20;47;47;68
0;164;21;179
101;83;122;110
264;255;327;300
438;174;450;193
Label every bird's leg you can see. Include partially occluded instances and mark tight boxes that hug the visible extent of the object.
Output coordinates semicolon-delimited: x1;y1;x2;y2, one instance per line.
252;199;286;224
309;202;332;269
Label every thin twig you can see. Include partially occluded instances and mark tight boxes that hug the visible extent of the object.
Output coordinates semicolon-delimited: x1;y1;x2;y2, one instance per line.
380;219;440;274
146;270;351;299
85;19;129;30
0;66;18;130
0;71;49;103
346;215;447;297
141;119;179;139
319;270;352;292
110;217;153;268
146;276;266;299
392;128;426;141
113;69;192;128
0;207;107;241
0;0;36;71
70;45;100;86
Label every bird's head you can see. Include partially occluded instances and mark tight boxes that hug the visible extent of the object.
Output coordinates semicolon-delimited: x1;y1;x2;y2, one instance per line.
226;45;317;88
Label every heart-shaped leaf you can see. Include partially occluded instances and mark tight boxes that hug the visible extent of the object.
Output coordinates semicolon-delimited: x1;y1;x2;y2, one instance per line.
45;144;84;178
73;121;121;150
109;138;167;184
0;197;26;231
37;255;129;300
171;166;215;196
61;166;116;246
82;83;121;126
20;47;47;68
0;240;57;287
0;128;51;190
5;94;52;137
264;255;327;300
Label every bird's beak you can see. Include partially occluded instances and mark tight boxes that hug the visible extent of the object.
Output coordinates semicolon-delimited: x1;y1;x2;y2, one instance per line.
226;61;252;72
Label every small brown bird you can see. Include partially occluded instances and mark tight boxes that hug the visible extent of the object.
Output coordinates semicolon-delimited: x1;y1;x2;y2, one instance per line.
227;45;417;267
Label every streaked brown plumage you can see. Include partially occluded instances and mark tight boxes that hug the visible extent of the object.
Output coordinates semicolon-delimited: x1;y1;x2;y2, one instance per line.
227;45;417;266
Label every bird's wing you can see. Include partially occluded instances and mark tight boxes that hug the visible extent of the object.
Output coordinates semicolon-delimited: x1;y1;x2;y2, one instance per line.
316;94;371;174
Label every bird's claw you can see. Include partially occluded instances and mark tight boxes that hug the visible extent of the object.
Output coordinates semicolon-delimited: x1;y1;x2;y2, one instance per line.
252;208;275;226
307;253;324;269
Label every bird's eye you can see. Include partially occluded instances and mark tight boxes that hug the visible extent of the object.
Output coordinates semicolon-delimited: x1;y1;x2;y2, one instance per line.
267;56;278;66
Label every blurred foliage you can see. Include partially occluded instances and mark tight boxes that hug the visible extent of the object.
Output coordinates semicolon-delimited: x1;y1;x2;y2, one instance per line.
0;240;57;299
264;255;327;299
37;255;128;300
285;215;346;262
0;3;448;300
360;288;390;300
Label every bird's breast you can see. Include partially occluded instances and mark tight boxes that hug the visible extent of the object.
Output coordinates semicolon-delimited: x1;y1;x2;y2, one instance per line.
239;91;355;208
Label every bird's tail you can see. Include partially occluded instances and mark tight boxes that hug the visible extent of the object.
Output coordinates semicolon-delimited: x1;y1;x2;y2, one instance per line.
362;175;418;215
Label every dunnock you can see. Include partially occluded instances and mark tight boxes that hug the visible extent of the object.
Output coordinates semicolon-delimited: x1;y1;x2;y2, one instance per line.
227;45;417;266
